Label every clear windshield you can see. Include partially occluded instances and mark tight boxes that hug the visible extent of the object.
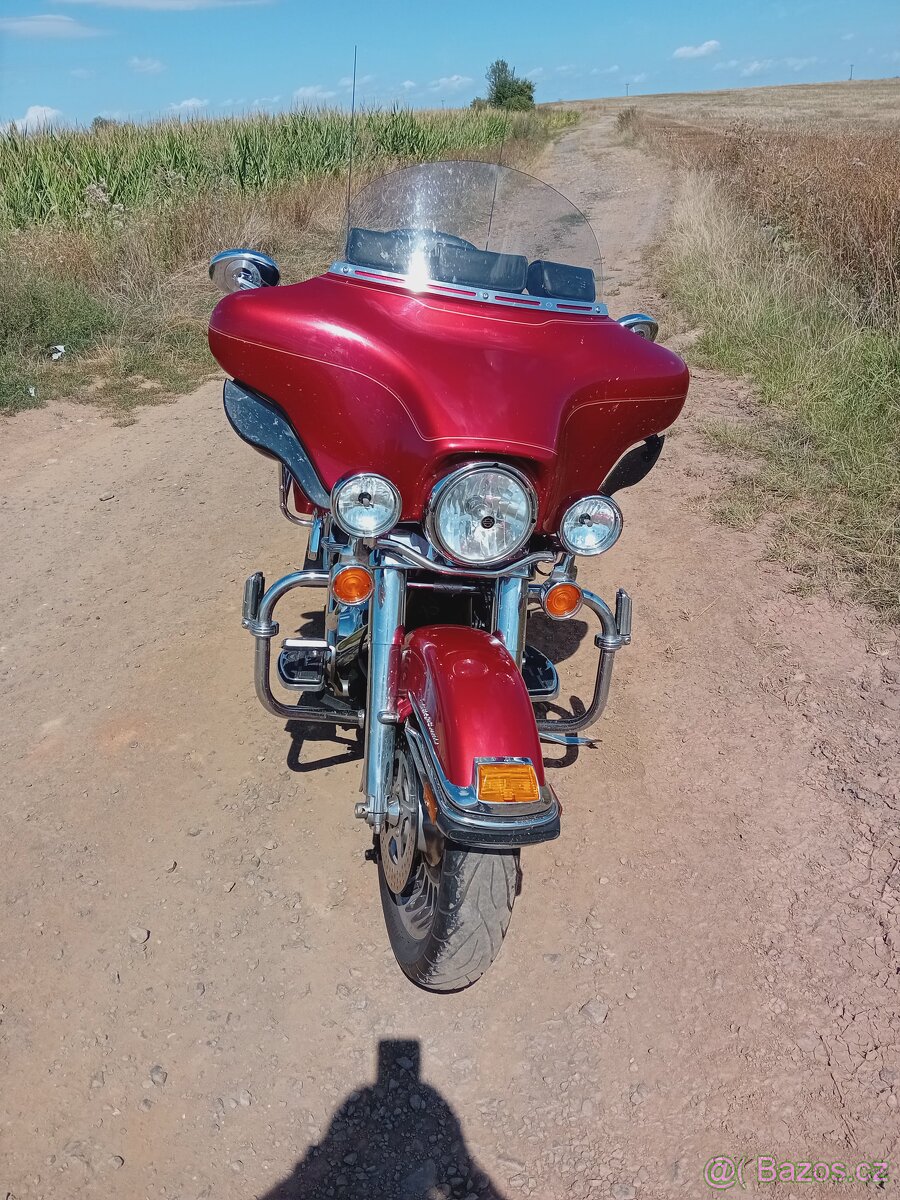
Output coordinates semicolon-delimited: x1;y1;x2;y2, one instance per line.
344;160;603;305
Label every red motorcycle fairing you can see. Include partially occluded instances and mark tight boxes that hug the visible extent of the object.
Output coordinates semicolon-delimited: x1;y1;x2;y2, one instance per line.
399;625;545;789
208;272;689;532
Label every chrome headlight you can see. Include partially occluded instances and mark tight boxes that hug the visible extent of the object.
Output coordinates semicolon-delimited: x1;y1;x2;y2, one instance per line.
427;463;537;565
331;472;401;537
559;495;623;555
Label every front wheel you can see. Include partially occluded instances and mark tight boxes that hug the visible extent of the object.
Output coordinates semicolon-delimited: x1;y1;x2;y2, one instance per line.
378;746;519;991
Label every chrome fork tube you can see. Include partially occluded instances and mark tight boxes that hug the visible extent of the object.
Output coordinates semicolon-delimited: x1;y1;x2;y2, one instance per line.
494;575;528;666
362;562;406;831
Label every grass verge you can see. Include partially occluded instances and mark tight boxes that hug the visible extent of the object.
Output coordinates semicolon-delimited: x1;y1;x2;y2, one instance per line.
1;106;576;419
659;170;900;618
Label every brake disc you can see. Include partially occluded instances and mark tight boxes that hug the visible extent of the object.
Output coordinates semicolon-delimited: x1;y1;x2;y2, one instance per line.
380;749;420;895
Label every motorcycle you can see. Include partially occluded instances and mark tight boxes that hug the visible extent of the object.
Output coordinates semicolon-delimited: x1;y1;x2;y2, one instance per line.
207;159;688;991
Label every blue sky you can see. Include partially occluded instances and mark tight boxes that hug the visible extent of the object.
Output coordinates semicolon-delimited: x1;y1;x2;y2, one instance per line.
1;0;898;130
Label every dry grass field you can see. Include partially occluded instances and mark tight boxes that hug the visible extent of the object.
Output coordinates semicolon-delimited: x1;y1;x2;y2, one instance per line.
587;78;900;618
566;76;900;129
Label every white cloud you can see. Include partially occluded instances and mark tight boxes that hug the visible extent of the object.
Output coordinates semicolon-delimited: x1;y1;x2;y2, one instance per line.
716;54;819;75
293;84;337;102
58;0;269;8
7;105;64;132
842;33;855;41
338;74;375;89
250;95;280;107
0;14;101;37
401;80;416;91
673;39;720;59
129;55;165;73
591;64;620;75
169;96;208;111
741;58;774;76
71;66;94;78
630;73;647;83
429;74;473;92
555;64;577;75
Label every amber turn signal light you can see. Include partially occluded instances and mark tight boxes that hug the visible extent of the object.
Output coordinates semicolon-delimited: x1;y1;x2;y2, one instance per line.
476;762;541;804
331;565;374;606
542;581;583;620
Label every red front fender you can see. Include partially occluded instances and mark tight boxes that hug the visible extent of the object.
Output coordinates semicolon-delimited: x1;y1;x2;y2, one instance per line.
399;625;545;788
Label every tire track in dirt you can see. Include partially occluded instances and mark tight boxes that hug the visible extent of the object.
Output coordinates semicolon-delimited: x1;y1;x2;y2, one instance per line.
1;114;898;1200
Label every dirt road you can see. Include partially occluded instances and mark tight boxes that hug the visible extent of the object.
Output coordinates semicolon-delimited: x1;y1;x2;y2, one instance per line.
3;116;900;1200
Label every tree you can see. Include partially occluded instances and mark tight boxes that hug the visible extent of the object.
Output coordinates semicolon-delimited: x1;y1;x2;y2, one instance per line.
479;59;535;111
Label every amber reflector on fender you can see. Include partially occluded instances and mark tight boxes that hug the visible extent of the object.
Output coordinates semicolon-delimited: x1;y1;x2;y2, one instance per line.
331;565;374;606
543;581;583;619
476;762;541;804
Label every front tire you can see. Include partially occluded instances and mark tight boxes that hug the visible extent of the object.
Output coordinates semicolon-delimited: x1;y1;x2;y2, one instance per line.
378;757;519;996
379;844;519;991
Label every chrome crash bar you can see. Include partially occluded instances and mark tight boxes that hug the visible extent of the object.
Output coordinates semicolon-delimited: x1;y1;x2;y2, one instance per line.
531;585;633;747
241;552;632;824
242;569;364;728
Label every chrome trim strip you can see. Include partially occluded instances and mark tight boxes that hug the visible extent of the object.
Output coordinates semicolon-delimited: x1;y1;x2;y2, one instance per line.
540;730;598;747
405;722;558;835
329;261;609;317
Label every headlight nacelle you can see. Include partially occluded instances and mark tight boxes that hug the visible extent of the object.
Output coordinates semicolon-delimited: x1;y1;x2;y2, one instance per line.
426;464;537;566
331;473;402;538
559;495;623;556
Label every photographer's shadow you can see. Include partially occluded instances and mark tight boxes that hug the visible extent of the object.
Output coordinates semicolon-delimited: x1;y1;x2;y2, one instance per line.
261;1039;507;1200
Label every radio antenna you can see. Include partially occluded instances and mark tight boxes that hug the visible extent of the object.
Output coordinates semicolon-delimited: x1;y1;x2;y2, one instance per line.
484;116;508;252
345;45;359;245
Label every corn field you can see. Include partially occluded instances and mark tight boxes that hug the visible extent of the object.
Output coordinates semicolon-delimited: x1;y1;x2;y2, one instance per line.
0;104;576;415
0;107;575;229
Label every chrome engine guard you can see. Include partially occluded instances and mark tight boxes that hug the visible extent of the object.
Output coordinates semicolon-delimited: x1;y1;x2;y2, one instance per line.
240;556;633;821
241;569;364;728
530;585;633;748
